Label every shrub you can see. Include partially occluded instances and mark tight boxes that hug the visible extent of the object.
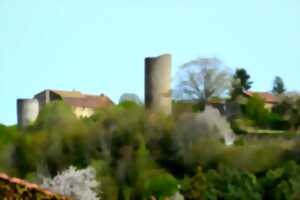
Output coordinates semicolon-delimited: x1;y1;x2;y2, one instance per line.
135;169;178;200
203;167;262;200
182;167;207;200
242;95;270;127
34;101;79;131
260;161;300;200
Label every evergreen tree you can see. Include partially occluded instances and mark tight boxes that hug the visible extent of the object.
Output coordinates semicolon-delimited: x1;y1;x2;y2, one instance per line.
272;76;286;95
231;68;253;99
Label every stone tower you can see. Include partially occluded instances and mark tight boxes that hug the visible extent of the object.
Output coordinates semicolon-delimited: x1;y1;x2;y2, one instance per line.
17;99;39;127
145;54;172;114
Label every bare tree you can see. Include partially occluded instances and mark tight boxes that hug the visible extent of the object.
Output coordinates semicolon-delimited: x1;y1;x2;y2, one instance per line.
174;57;232;104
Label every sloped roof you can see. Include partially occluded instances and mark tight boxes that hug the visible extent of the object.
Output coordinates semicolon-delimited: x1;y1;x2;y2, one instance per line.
63;95;114;109
244;91;278;104
49;90;114;109
50;89;85;98
0;173;70;199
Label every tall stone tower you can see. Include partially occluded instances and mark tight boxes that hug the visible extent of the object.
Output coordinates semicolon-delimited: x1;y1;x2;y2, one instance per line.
145;54;172;114
17;99;39;127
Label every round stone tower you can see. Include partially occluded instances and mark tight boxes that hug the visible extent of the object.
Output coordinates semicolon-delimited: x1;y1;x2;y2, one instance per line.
17;99;39;127
145;54;172;114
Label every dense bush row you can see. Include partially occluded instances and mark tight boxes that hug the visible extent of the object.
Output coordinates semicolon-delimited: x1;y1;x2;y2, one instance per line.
1;101;300;199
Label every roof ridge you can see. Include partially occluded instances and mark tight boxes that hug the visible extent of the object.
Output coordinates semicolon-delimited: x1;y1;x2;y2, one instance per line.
0;173;70;199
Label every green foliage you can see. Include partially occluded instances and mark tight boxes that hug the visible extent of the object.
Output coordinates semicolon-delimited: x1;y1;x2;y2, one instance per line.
119;93;142;105
268;113;290;130
2;100;300;199
172;101;194;117
231;119;254;135
203;167;262;200
221;140;285;173
183;166;262;200
272;98;293;116
289;99;300;130
272;95;300;130
242;95;288;129
118;100;141;109
184;138;286;174
183;167;207;199
100;176;119;200
231;68;253;99
272;76;286;95
260;161;300;200
0;125;18;173
34;101;79;131
243;95;269;126
136;169;178;200
0;124;17;144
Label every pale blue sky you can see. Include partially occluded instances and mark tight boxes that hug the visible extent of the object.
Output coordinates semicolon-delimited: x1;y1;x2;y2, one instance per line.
1;0;300;125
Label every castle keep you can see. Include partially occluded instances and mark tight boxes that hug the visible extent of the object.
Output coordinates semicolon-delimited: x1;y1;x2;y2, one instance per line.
145;54;172;115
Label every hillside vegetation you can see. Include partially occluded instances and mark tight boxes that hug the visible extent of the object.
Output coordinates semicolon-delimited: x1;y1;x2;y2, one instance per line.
1;100;300;199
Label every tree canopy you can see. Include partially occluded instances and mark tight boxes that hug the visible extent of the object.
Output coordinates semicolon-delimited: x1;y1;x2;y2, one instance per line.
272;76;286;95
174;57;232;104
231;68;253;99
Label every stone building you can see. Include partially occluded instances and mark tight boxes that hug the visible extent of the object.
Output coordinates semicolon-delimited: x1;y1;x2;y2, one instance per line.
17;89;114;127
34;89;114;118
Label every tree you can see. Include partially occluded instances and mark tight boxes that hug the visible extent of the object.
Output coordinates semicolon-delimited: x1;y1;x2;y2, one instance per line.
231;68;253;99
174;57;232;106
41;166;100;200
272;76;286;95
272;93;300;130
119;93;142;105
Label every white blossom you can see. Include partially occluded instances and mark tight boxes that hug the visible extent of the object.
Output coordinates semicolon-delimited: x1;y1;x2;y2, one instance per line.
41;166;100;200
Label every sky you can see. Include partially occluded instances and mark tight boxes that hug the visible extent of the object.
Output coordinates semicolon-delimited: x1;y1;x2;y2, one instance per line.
0;0;300;125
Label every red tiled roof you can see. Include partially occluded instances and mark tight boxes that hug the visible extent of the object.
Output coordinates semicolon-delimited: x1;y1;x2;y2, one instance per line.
244;91;278;104
0;173;70;199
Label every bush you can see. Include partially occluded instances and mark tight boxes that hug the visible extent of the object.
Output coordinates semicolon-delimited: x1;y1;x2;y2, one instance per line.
242;95;270;128
135;169;178;200
203;167;262;200
34;101;79;131
182;167;207;200
241;95;289;130
260;161;300;200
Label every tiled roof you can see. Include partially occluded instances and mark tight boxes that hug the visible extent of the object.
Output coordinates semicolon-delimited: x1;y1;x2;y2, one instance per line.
51;89;85;98
0;173;70;199
50;89;115;109
244;91;278;104
63;95;114;109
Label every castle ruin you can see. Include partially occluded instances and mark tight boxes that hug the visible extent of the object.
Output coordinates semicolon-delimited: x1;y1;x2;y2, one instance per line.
17;53;172;127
